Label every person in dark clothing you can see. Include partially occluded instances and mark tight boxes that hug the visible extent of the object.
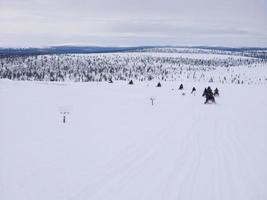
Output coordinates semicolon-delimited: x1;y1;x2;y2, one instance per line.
128;80;134;85
214;88;219;96
179;84;183;90
203;88;207;96
191;87;196;94
157;82;161;87
206;86;213;94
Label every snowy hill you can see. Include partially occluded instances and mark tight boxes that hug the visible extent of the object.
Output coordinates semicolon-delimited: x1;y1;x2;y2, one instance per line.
1;52;267;84
0;50;267;200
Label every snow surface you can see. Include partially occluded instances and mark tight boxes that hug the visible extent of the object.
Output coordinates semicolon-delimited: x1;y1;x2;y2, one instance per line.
0;79;267;200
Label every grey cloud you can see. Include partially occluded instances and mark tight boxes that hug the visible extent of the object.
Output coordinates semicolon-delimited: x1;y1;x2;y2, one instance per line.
0;0;266;47
109;20;253;36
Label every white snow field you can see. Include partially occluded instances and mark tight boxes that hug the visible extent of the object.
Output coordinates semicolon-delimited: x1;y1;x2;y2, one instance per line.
0;79;267;200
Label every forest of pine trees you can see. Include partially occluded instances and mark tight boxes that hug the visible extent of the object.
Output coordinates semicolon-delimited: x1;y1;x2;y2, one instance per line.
0;53;266;84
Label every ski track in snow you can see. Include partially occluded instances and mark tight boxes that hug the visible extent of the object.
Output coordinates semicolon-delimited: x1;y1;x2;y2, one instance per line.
0;80;267;200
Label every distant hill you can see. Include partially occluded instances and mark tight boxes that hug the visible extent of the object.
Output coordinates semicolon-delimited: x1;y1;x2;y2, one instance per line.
0;46;153;57
0;46;266;59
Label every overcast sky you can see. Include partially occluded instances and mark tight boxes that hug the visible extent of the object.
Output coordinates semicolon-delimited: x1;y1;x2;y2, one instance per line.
0;0;266;47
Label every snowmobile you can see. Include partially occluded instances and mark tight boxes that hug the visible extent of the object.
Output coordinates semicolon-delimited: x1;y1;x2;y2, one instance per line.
204;92;216;104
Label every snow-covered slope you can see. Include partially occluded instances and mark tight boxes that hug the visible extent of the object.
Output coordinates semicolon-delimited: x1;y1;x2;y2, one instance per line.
1;52;267;84
1;80;266;200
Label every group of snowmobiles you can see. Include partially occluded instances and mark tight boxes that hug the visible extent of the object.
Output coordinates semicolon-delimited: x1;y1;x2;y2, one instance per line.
177;83;220;104
127;80;219;104
178;84;219;104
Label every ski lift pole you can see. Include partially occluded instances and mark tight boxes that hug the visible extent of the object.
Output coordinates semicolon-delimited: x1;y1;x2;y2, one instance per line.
59;106;71;124
60;111;69;123
150;97;155;106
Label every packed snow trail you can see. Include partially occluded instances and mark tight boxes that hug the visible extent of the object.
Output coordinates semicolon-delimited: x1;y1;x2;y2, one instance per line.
0;80;267;200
